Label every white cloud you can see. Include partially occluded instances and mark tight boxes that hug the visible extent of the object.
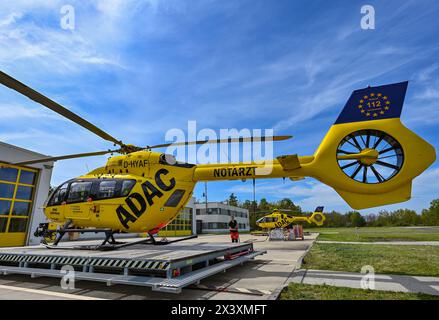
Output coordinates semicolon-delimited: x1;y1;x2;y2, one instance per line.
0;103;62;120
0;12;22;27
0;2;127;73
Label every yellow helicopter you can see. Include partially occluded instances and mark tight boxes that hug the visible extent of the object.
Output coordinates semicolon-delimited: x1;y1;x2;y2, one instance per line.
256;206;326;229
0;71;435;250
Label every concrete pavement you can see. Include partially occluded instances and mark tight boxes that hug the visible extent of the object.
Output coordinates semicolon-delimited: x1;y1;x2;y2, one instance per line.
290;269;439;296
0;284;104;300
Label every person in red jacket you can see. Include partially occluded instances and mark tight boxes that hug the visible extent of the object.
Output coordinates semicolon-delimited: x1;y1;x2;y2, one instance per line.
229;216;239;243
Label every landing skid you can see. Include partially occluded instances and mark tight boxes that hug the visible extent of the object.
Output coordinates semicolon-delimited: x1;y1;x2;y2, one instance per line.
45;235;200;251
42;227;198;251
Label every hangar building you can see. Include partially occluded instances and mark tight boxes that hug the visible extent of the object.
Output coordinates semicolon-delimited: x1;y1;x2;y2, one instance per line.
0;141;53;247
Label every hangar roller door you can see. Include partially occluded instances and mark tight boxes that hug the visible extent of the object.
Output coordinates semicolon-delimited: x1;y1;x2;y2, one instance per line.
158;207;193;237
0;163;38;247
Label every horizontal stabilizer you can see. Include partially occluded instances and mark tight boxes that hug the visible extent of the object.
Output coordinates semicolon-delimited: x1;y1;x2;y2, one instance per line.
336;182;412;210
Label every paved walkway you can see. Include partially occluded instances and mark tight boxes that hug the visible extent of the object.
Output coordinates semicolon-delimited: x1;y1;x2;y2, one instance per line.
290;269;439;296
317;241;439;246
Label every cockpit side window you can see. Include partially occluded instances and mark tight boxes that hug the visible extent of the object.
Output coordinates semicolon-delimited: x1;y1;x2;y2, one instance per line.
93;179;136;200
121;180;136;197
67;181;93;203
47;182;69;206
97;180;117;199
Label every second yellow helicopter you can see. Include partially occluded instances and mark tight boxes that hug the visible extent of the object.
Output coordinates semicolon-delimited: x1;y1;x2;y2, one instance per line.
256;206;326;229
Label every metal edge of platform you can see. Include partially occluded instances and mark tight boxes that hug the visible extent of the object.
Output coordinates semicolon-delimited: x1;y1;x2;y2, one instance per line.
152;250;267;293
0;241;253;261
0;250;266;294
0;242;255;278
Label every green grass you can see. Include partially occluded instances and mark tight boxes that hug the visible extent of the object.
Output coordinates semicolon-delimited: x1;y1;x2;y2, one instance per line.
304;226;439;242
302;243;439;276
279;282;439;300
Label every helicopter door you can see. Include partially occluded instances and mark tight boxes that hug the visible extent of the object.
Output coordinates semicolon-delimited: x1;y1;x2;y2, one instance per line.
64;181;94;220
93;179;121;218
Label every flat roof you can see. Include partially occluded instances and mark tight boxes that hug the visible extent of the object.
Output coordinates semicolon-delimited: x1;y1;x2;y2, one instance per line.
0;141;49;158
195;202;248;211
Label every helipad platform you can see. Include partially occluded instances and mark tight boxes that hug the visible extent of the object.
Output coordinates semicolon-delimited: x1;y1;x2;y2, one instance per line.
0;241;265;293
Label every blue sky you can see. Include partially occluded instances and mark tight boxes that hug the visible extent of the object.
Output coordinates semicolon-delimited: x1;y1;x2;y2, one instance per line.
0;0;438;214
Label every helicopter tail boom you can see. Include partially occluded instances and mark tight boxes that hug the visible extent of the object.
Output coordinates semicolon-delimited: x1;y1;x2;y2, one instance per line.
193;82;436;210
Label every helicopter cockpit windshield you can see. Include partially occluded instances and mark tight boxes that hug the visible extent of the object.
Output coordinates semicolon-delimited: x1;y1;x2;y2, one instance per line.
45;178;137;207
256;217;278;223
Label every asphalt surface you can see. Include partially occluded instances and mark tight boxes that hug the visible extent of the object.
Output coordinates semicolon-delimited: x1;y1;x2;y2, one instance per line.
0;234;317;300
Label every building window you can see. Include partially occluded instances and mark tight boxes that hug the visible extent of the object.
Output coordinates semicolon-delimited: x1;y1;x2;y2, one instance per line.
0;200;11;215
158;207;193;237
0;167;18;183
19;171;36;185
0;183;15;198
0;163;38;242
8;218;28;233
11;202;31;216
16;185;33;200
0;217;7;233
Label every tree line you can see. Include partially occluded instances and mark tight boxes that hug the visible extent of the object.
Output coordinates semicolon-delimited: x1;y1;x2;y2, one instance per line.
225;193;439;230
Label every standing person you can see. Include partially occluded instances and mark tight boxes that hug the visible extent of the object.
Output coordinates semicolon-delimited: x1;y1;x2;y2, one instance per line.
229;216;239;243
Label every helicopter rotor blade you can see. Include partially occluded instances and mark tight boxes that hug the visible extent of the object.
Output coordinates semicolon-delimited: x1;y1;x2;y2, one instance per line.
13;149;121;166
0;71;124;147
147;135;292;149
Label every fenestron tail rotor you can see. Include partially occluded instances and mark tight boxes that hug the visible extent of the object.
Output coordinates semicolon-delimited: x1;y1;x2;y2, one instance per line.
336;130;404;184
